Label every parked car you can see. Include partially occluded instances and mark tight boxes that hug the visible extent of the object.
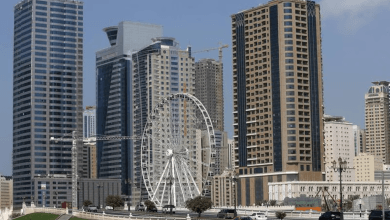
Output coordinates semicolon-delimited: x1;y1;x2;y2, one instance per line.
233;216;252;220
147;206;158;212
217;209;237;219
86;205;98;212
369;210;390;220
249;212;267;220
105;206;113;210
319;212;341;220
162;205;176;214
135;203;145;211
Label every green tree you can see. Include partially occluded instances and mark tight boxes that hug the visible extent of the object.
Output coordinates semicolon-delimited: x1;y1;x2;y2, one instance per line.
105;195;123;211
276;211;287;220
144;200;156;211
83;200;92;207
185;196;213;217
270;200;277;206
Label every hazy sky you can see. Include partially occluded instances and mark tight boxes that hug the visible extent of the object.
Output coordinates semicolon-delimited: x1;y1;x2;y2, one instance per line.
0;0;389;175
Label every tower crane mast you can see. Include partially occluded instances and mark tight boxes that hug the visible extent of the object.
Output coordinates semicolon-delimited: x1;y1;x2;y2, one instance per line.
50;131;139;210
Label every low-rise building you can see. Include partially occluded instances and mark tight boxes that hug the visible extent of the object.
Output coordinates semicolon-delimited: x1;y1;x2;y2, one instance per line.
211;170;235;207
354;153;383;182
31;175;121;208
269;181;390;202
0;175;12;209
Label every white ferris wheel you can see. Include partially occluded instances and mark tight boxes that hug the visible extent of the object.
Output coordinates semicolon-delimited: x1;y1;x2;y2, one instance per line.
141;93;216;207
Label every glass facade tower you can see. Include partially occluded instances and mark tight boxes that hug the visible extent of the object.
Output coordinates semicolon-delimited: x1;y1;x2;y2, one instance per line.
96;21;162;202
13;0;83;207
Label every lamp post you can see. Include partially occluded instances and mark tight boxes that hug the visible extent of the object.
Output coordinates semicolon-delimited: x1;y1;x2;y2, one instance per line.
54;192;58;208
166;175;174;215
77;187;81;210
331;157;348;220
231;172;238;217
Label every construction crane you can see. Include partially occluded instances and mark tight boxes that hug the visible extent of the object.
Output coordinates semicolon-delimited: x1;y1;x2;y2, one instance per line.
50;131;140;210
192;43;229;63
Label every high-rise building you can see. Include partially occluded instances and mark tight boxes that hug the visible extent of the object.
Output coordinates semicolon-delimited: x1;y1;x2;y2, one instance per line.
227;139;235;169
231;0;324;204
96;21;162;200
131;37;197;205
195;58;224;131
0;175;13;209
13;0;83;207
323;115;355;182
352;125;366;156
83;106;96;138
365;81;390;163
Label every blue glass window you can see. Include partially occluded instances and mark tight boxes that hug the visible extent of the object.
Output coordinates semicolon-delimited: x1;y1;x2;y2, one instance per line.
36;6;47;10
36;29;47;33
284;21;293;26
36;35;47;39
36;11;47;16
36;17;47;22
35;57;47;62
284;15;292;19
36;64;47;68
35;46;47;51
286;59;294;63
78;5;83;9
285;46;293;51
286;72;294;77
35;52;47;56
285;40;293;45
285;34;293;38
286;53;294;57
284;9;292;13
36;1;47;5
284;2;292;7
36;23;47;27
286;98;295;102
285;28;293;32
35;40;46;45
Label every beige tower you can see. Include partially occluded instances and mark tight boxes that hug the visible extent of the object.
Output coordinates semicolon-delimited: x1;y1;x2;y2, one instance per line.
365;81;390;163
231;0;324;204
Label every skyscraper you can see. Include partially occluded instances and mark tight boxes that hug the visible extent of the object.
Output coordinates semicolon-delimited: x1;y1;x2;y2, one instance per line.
13;0;83;207
131;37;197;205
195;58;224;131
365;81;390;163
231;0;324;204
96;21;162;201
83;106;96;138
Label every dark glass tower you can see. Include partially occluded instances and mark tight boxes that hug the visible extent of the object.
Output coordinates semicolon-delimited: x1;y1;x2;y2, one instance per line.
13;0;83;207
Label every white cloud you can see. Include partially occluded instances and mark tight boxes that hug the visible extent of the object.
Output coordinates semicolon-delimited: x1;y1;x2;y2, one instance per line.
319;0;390;34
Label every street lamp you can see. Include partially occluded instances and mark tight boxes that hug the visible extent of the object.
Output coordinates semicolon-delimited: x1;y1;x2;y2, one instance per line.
54;192;58;208
331;157;348;220
231;172;238;217
77;187;81;210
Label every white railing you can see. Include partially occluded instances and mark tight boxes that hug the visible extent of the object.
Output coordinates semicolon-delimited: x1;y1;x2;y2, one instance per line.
73;210;190;220
23;207;67;215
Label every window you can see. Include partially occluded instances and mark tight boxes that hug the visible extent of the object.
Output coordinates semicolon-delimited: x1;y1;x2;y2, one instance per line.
288;143;296;147
286;65;294;70
287;104;295;108
286;52;293;57
287;123;296;128
284;21;293;26
284;15;292;19
284;2;292;7
284;9;292;13
285;28;293;32
285;46;293;51
286;59;294;63
285;34;293;38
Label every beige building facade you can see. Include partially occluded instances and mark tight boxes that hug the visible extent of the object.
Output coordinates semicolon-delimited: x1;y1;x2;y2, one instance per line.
0;175;13;209
324;115;355;182
211;170;235;207
354;153;383;182
231;0;324;204
365;81;390;163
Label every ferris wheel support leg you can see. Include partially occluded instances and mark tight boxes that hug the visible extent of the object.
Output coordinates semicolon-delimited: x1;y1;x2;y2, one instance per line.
152;160;170;202
182;161;201;195
173;159;186;202
179;158;194;199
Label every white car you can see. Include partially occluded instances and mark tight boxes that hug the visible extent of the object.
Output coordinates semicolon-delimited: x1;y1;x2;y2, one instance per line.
249;212;267;220
105;206;113;210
